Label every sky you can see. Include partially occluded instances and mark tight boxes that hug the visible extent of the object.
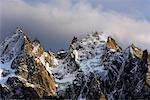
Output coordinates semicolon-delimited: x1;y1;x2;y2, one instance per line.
0;0;150;52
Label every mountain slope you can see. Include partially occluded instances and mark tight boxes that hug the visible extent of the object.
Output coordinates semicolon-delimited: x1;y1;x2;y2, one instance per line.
0;27;58;99
52;32;150;99
0;29;149;99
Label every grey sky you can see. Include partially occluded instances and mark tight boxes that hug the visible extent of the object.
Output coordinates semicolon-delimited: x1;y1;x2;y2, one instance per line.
0;0;150;52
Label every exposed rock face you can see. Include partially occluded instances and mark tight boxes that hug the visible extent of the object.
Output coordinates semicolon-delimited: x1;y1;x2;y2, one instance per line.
52;32;150;99
102;48;149;99
146;53;150;86
106;36;122;52
0;29;149;100
130;44;143;58
0;28;57;99
52;33;108;99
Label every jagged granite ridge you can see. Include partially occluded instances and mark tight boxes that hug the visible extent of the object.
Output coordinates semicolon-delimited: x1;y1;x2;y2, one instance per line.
0;28;150;99
0;27;58;99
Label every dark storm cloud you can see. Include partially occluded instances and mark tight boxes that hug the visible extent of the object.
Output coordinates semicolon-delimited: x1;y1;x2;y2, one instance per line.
1;0;150;52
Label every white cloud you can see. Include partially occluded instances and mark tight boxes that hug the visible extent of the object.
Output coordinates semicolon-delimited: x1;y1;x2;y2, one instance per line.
1;0;150;50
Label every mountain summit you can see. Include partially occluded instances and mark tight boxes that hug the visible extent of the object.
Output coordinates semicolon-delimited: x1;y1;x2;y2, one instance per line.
0;28;150;99
0;27;58;98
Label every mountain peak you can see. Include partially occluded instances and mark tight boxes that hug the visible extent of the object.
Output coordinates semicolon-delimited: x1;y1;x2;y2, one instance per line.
16;26;23;33
0;29;150;99
129;43;143;58
0;29;58;98
106;36;122;52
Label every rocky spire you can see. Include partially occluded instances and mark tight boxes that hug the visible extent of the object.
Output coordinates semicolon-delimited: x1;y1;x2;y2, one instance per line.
16;26;23;33
0;30;149;99
0;27;58;99
106;36;122;51
130;43;143;58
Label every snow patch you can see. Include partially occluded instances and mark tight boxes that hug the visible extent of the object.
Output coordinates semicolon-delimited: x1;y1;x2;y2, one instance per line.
39;52;58;75
55;72;76;90
0;74;15;84
73;50;79;63
51;33;109;92
0;69;3;77
98;34;108;42
55;73;76;84
39;54;46;66
45;62;52;74
53;58;59;66
110;49;116;52
0;58;16;84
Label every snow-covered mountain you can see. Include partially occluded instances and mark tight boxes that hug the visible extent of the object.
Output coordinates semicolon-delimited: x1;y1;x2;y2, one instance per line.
0;28;150;99
0;27;58;99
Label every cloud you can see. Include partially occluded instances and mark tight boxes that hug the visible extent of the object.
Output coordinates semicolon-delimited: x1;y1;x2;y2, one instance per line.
1;0;150;51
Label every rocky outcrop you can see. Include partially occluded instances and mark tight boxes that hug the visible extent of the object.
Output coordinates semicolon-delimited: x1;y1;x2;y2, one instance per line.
51;32;150;99
106;36;122;52
51;32;108;99
0;28;57;99
146;53;150;86
102;48;149;99
0;29;149;100
130;44;143;58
